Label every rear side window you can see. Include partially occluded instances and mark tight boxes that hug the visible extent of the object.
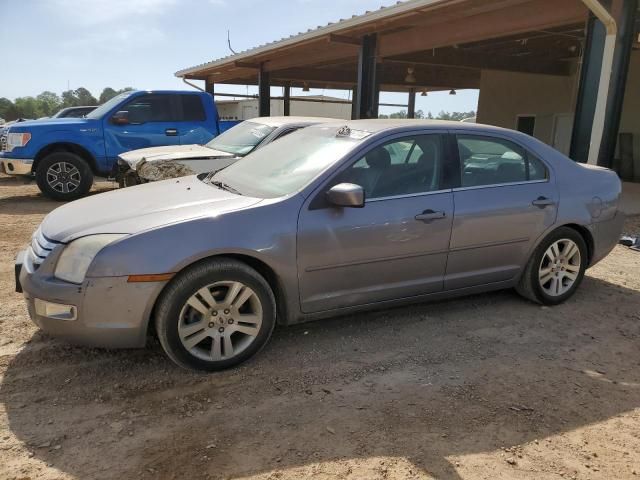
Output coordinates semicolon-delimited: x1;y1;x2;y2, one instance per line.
123;94;175;123
181;95;206;121
456;135;547;187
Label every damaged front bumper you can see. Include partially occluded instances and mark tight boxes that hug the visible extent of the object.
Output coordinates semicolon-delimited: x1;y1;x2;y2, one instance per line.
16;245;165;349
116;156;143;188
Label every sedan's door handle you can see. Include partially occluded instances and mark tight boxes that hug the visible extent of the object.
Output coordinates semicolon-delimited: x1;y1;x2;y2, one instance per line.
532;196;555;208
415;209;446;222
165;128;178;136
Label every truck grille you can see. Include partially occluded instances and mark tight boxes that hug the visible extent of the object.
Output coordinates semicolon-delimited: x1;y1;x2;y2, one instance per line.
28;227;59;269
0;132;7;152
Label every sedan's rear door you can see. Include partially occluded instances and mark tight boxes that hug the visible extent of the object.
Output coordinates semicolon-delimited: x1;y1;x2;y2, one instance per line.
445;133;558;290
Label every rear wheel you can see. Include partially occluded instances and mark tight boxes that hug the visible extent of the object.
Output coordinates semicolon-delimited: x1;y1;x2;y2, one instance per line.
516;227;588;305
155;259;276;371
36;152;93;201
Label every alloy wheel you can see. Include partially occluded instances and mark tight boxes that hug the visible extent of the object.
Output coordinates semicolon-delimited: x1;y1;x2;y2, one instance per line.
538;238;581;297
178;281;263;361
46;161;81;194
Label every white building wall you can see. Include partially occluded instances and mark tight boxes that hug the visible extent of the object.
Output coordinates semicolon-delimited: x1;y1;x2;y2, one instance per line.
476;69;579;149
478;59;639;176
216;97;351;120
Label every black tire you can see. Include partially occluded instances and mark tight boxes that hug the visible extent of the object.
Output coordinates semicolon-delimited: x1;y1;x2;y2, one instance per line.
155;258;276;372
516;227;588;305
35;152;93;201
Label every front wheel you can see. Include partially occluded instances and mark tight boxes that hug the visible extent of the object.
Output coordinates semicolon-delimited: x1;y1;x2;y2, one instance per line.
155;259;276;371
516;227;588;305
35;152;93;201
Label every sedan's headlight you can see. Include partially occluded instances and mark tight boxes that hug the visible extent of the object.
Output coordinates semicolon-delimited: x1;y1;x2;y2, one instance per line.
7;132;31;149
55;234;127;284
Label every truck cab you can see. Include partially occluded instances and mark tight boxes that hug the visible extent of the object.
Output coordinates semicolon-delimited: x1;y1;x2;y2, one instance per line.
0;90;219;201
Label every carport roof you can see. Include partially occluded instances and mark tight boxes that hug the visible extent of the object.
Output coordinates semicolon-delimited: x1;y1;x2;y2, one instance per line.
176;0;589;92
175;0;442;77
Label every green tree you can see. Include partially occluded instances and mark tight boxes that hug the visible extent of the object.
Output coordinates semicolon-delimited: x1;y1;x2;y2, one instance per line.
389;110;408;119
0;97;18;121
14;97;43;119
36;91;62;116
379;109;425;119
435;110;476;121
61;89;79;108
99;87;118;103
74;87;98;106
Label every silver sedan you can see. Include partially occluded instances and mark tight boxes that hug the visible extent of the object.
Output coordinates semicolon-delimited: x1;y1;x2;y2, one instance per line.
17;120;624;371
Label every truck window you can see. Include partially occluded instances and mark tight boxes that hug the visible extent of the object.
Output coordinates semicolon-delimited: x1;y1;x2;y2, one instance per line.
181;95;206;121
123;94;175;124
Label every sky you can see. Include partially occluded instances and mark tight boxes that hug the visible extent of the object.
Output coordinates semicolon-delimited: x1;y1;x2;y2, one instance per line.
0;0;479;116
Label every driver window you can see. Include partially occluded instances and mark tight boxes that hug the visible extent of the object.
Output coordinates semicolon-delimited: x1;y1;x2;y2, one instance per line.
122;94;174;124
336;134;444;200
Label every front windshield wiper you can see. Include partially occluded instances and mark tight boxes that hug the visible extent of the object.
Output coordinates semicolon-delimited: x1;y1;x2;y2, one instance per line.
206;176;241;195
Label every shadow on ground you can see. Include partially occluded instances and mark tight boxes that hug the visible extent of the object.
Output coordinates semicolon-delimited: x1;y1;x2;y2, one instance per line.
2;276;639;479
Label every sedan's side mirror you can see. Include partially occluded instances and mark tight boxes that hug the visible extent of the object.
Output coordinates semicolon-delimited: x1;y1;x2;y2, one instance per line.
111;110;130;125
327;183;365;208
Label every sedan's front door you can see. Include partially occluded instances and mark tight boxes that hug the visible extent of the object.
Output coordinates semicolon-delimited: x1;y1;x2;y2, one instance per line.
297;133;454;313
445;133;558;290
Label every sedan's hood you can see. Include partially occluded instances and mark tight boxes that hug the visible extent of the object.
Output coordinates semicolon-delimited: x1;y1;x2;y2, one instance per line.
119;144;235;170
40;175;261;243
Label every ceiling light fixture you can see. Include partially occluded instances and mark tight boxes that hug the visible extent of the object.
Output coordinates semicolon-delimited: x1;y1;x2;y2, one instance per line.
405;67;416;83
449;89;457;95
421;90;428;97
302;82;310;92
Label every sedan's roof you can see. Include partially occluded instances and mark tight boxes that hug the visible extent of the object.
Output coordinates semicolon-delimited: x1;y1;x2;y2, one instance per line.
318;119;510;133
247;116;340;127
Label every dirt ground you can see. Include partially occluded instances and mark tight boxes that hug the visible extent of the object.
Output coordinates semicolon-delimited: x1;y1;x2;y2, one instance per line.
0;173;639;480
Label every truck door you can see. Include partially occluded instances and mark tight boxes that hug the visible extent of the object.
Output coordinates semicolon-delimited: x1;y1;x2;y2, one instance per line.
176;93;217;145
103;93;181;160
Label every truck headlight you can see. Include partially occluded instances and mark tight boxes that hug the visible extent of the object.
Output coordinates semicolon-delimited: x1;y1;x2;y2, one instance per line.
7;132;31;149
55;234;127;284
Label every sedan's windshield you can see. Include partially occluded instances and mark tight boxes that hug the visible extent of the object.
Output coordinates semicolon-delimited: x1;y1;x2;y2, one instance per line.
86;92;135;119
209;125;363;198
205;121;276;156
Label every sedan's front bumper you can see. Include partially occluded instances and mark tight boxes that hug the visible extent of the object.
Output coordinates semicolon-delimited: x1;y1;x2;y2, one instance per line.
17;249;166;349
1;157;33;175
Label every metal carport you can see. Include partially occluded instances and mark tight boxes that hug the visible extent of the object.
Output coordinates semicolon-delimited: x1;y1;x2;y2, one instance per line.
176;0;639;170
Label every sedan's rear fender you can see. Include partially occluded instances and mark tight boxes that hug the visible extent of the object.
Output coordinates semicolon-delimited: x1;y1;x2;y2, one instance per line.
539;160;622;268
556;162;622;224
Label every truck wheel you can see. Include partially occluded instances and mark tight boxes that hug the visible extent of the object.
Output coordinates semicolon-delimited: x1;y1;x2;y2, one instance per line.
155;258;276;372
36;152;94;201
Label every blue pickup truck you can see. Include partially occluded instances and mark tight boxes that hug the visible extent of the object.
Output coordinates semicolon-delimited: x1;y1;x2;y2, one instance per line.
0;90;219;200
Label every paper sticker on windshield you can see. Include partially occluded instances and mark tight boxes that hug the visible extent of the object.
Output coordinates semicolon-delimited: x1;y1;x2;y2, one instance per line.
336;126;370;140
250;128;268;139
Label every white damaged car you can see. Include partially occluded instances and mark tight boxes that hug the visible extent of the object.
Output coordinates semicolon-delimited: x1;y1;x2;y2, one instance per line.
116;116;336;186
